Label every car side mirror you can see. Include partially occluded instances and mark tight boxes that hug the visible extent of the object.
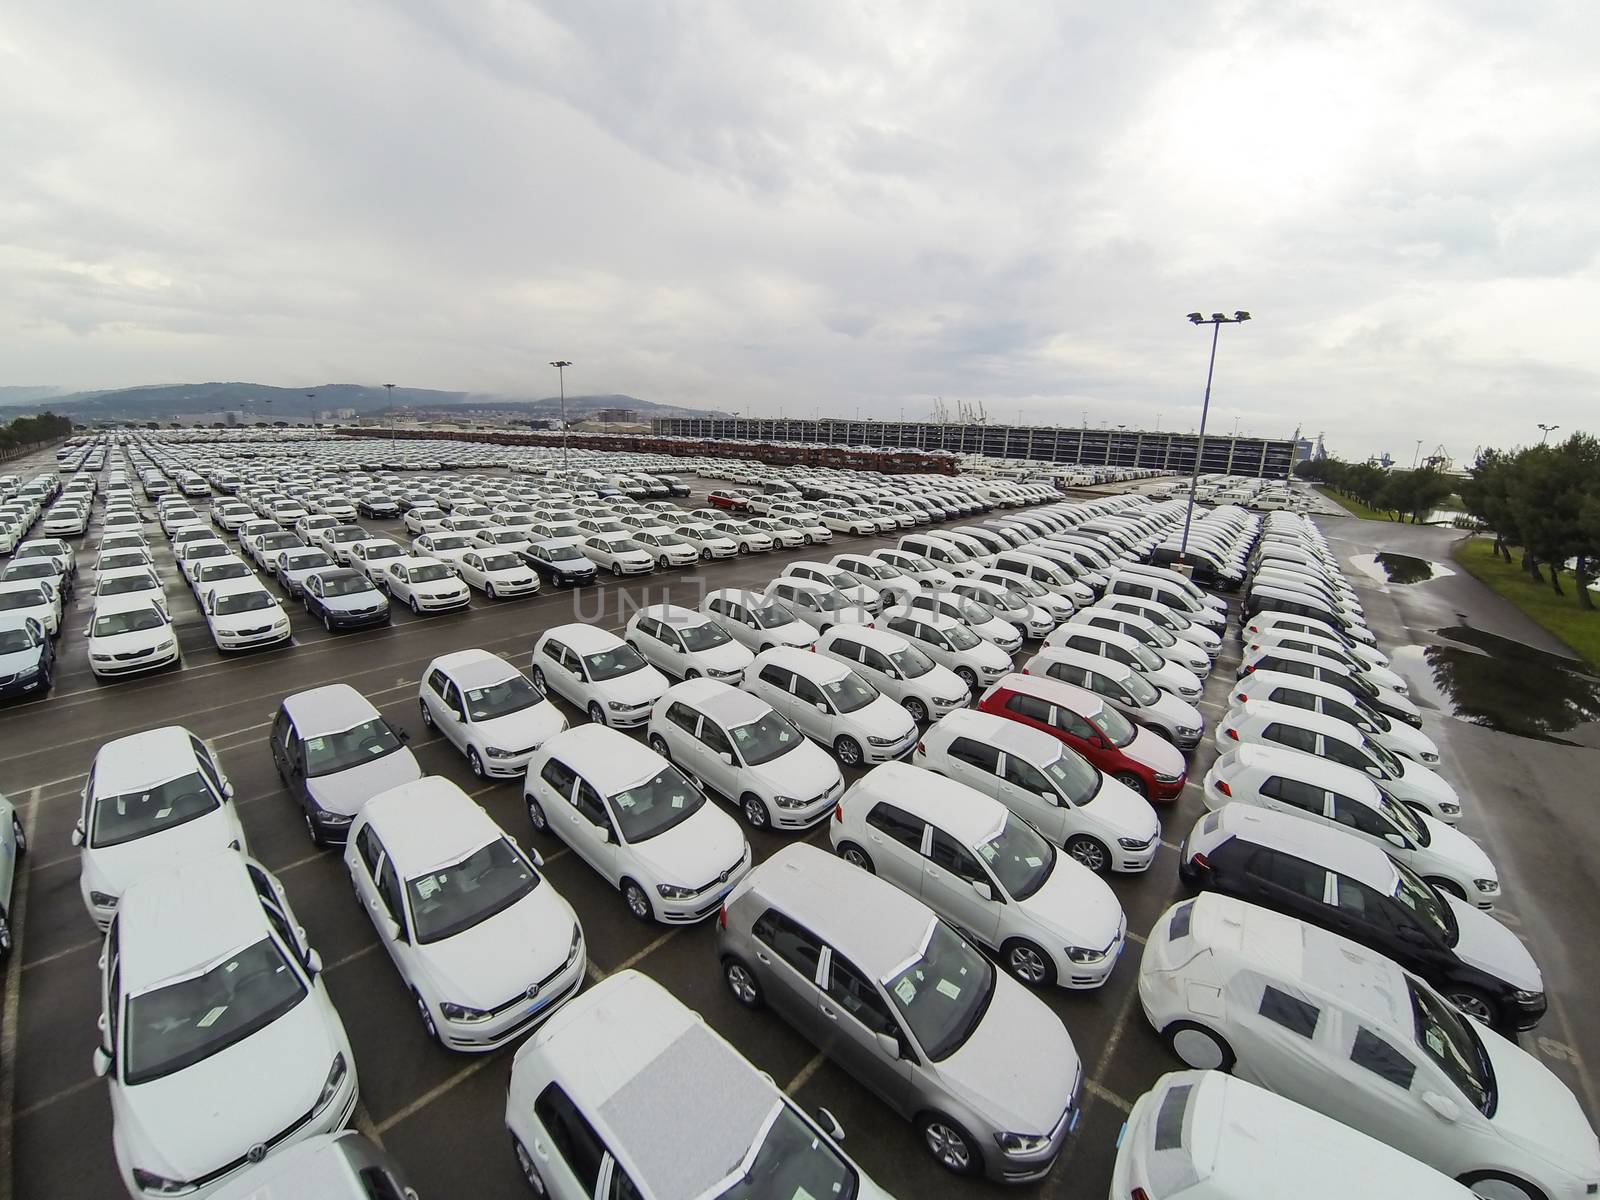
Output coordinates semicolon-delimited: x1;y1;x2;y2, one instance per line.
71;821;84;847
873;1031;904;1061
719;751;734;767
1383;831;1407;850
83;625;92;637
221;781;234;799
814;701;828;713
527;846;545;867
1396;924;1428;945
382;917;403;942
598;826;613;844
390;722;411;743
1365;765;1382;778
673;643;685;653
970;879;993;901
1421;1091;1460;1123
304;948;323;977
92;1046;113;1078
815;1106;846;1141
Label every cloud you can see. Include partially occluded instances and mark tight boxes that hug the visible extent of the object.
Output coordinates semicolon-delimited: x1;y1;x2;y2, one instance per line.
0;0;1596;459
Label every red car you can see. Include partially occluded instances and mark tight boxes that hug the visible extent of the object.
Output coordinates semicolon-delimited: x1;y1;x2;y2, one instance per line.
977;672;1187;801
707;490;750;511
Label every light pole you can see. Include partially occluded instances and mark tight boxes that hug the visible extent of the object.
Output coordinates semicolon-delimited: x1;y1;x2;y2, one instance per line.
1178;310;1251;560
1538;423;1560;445
550;361;572;473
383;383;396;462
1412;439;1423;468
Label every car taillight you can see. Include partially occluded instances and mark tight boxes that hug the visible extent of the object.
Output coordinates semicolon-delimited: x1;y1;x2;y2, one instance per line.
1225;728;1239;740
1190;851;1209;870
1236;693;1248;703
1242;664;1254;674
1216;779;1232;796
833;803;843;823
915;741;925;755
1133;1189;1152;1200
717;904;727;930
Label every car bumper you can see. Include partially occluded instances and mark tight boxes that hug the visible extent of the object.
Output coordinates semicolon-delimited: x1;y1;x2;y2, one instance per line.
656;860;753;923
325;608;389;629
438;950;587;1050
1112;840;1159;872
775;782;844;829
989;1090;1081;1183
1508;991;1548;1031
216;627;292;650
604;704;654;728
1053;924;1126;989
90;644;180;677
416;592;472;611
0;670;48;698
1150;774;1186;802
487;579;541;596
863;732;919;763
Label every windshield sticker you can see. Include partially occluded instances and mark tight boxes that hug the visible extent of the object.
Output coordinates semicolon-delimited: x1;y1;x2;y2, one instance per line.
415;876;441;900
617;794;636;809
1024;855;1043;868
1424;1028;1447;1056
936;979;962;1001
670;795;684;808
195;1005;229;1029
893;978;918;1005
306;737;326;753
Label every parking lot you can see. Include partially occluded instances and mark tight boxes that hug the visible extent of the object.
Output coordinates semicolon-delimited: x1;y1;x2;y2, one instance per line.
1;448;1594;1200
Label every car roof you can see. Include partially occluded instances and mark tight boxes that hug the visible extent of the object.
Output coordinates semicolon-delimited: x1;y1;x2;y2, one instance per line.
282;683;380;736
818;625;905;653
666;677;768;724
637;603;710;629
118;851;272;995
1033;646;1134;680
988;670;1104;718
1210;805;1398;890
93;725;200;791
851;762;1005;845
363;778;499;873
522;971;781;1200
1232;698;1360;740
740;843;936;980
90;592;166;617
932;707;1061;761
1226;742;1383;798
757;644;848;682
544;623;625;653
431;648;518;689
543;725;668;793
885;606;962;631
768;577;830;595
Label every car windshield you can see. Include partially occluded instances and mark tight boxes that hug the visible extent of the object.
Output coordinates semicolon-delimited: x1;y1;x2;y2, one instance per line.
1124;671;1162;705
1142;623;1176;647
730;710;804;765
124;937;306;1086
822;671;878;714
944;624;981;651
215;591;274;615
810;590;849;612
606;538;643;552
1043;749;1102;805
887;643;934;678
581;644;646;682
883;922;995;1061
0;628;35;653
546;543;584;561
365;544;403;560
546;524;583;538
430;535;469;550
3;562;53;580
609;765;705;841
1158;607;1191;630
99;574;157;595
304;717;403;776
1363;735;1405;776
410;563;456;583
1374;788;1429;846
679;621;732;652
987;591;1025;614
1410;980;1494;1115
1004;576;1045;598
958;598;994;623
320;574;374;597
464;674;541;719
976;815;1055;901
91;771;219;848
750;601;797;629
1094;704;1137;748
716;1101;859;1200
406;838;539;944
1393;861;1456;943
100;554;147;570
478;553;520;571
203;561;252;580
1351;696;1391;731
1131;643;1165;671
653;532;688;546
92;608;166;636
902;554;935;572
0;589;45;611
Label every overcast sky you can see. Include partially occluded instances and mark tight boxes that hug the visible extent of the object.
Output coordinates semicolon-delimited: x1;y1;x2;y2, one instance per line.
3;1;1597;459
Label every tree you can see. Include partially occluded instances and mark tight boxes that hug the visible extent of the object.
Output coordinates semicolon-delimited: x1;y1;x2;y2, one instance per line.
1459;449;1520;561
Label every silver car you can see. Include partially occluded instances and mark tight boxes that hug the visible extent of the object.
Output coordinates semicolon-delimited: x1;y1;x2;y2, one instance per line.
0;791;24;961
715;842;1082;1183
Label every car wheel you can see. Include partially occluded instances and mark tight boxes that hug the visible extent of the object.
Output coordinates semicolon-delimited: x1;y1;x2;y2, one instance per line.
414;990;440;1043
0;909;10;961
723;957;764;1008
512;1138;548;1196
700;548;712;560
10;815;25;857
525;794;548;832
1003;939;1056;988
917;1113;981;1177
532;666;548;694
1459;1173;1547;1200
419;700;434;728
834;736;863;767
1115;770;1149;798
648;734;672;761
588;702;606;727
802;533;813;545
1065;834;1110;874
621;878;654;923
409;596;420;614
903;697;928;724
1444;985;1499;1028
322;611;333;633
741;793;770;829
739;542;750;554
683;668;700;681
658;555;670;569
1162;1020;1235;1071
955;667;978;693
1426;876;1468;900
837;842;874;873
611;563;622;576
468;748;485;777
486;582;497;599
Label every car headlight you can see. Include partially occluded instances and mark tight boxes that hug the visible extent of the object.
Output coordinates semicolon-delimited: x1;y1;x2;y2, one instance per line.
1117;837;1152;851
485;745;516;758
15;663;39;680
656;882;697;899
993;1130;1051;1156
867;735;901;747
312;1053;348;1115
567;924;583;963
1438;802;1461;815
131;1168;197;1196
607;701;632;711
1422;752;1440;764
439;1002;494;1024
1153;772;1182;785
1512;989;1543;1003
89;891;118;908
1177;727;1199;738
773;795;810;809
157;639;176;651
1474;878;1500;893
1065;946;1105;964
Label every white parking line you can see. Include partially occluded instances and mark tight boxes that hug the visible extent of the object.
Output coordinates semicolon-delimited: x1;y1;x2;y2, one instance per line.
372;1059;492;1137
784;1051;827;1095
1084;1079;1132;1114
21;935;100;974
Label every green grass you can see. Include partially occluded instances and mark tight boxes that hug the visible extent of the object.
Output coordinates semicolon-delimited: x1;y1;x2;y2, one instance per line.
1451;536;1600;669
1313;485;1399;521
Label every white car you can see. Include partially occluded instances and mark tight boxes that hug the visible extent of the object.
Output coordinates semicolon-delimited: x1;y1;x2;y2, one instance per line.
1228;670;1440;765
879;607;1012;694
96;566;170;610
1077;607;1211;678
831;762;1125;988
1201;743;1498;907
745;516;807;548
781;560;882;612
700;588;818;653
1097;595;1222;658
420;649;568;777
765;511;832;544
742;645;917;766
345;777;585;1050
631;527;700;568
74;726;247;928
457;549;540;598
403;506;449;535
1024;646;1204;749
411;531;476;567
532;624;669;728
1139;893;1600;1200
762;578;874;634
202;580;292;651
676;523;739;560
0;579;60;637
1045;622;1204;702
813;624;968;725
523;725;751;923
1113;1071;1478;1200
348;538;409;583
1241;630;1407;693
624;604;754;683
818;508;876;536
85;597;179;679
950;578;1055;639
582;533;655;576
915;708;1159;874
871;547;959;588
1218;700;1463;824
646;678;843;829
98;851;357;1198
381;555;472;613
902;591;1024;654
1240;610;1390;669
710;519;775;553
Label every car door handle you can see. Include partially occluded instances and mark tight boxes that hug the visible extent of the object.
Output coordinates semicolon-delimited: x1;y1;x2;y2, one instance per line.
820;1005;838;1021
755;952;772;965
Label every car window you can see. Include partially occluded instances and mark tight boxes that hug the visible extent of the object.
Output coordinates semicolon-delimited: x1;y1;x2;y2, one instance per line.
753;909;824;984
1260;775;1327;815
1053;706;1096;740
540;757;579;801
946;736;1000;773
865;801;925;850
826;954;897;1036
1004;693;1053;724
1001;755;1050;793
1321;735;1373;771
792;675;826;707
1331;793;1397;839
573;780;611;829
1263;722;1319;753
928;829;987;884
665;701;700;736
830;637;864;663
534;1084;607;1195
1258;984;1320;1038
1351;1026;1417;1089
699;719;734;757
376;859;408;936
1042;661;1088;688
355;825;384;877
757;663;792;690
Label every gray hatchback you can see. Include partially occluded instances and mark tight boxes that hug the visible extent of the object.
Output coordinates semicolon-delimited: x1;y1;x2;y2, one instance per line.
715;843;1082;1184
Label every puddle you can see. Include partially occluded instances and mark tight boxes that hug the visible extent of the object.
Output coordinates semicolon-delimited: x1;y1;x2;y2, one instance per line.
1395;626;1600;745
1350;553;1454;585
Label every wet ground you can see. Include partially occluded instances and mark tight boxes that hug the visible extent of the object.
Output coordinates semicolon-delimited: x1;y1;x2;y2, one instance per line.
1350;551;1455;585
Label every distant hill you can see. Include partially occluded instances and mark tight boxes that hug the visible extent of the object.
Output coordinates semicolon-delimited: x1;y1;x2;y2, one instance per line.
0;386;66;407
15;382;722;422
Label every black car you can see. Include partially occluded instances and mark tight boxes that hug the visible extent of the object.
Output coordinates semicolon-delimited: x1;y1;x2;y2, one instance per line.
302;568;392;631
356;492;401;519
0;615;55;699
1180;808;1546;1034
518;540;597;587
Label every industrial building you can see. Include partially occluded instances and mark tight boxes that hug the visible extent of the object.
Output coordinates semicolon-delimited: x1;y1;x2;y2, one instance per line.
651;416;1296;479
